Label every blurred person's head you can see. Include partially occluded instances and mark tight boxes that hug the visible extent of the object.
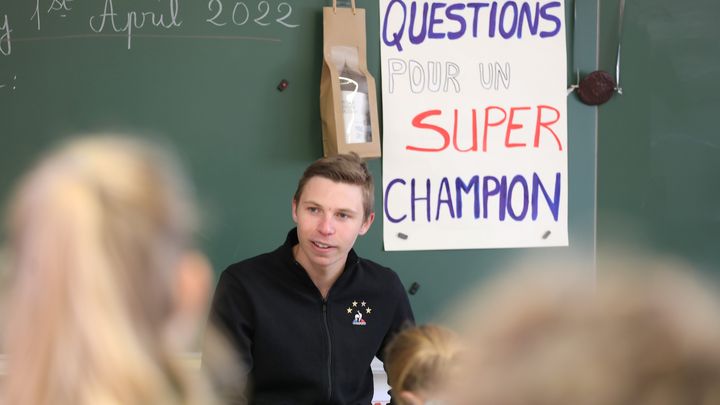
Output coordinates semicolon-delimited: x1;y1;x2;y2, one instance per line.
450;256;720;405
2;135;216;405
384;324;463;405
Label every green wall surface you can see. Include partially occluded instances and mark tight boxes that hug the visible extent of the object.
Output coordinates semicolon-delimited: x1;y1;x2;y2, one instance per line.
0;0;598;322
598;0;720;272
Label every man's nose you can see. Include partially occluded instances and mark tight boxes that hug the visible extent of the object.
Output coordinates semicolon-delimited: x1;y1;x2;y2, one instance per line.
317;214;335;235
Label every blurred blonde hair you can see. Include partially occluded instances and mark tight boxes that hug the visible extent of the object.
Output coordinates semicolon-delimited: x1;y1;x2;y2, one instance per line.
384;324;462;405
452;256;720;405
2;135;216;405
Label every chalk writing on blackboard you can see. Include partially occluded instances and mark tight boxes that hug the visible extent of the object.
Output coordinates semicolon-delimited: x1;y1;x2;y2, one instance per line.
31;0;74;30
48;0;73;15
2;0;301;54
89;0;183;50
1;14;11;56
36;0;73;27
0;75;17;92
206;1;299;29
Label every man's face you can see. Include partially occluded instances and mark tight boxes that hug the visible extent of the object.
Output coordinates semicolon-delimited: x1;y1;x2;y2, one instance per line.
292;176;374;274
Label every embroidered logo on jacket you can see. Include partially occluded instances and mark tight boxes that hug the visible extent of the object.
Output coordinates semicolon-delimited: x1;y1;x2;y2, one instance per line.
346;300;372;326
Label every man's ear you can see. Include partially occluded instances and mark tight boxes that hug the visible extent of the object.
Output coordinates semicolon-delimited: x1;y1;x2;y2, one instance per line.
291;198;298;223
398;390;424;405
358;211;375;235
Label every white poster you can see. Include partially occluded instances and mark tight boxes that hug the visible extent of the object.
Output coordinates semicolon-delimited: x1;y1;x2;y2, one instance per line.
380;0;568;251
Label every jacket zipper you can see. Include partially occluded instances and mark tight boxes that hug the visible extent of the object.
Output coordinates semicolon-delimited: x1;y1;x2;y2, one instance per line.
322;300;332;402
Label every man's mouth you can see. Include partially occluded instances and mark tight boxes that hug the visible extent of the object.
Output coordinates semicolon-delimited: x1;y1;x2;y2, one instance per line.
312;241;333;249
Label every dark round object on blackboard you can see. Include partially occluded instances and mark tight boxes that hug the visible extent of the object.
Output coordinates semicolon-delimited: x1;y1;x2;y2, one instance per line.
577;70;616;106
408;282;420;295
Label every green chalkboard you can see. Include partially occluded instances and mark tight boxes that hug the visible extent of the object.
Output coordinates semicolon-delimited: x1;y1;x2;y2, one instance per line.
1;0;598;322
598;0;720;272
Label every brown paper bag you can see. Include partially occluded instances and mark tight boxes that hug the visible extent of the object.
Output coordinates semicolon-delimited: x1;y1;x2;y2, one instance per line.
320;0;381;159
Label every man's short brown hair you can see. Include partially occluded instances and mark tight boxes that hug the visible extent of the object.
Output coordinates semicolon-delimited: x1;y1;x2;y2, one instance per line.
293;153;374;221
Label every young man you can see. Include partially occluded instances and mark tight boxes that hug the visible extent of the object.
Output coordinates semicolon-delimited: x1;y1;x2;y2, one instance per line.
207;153;415;404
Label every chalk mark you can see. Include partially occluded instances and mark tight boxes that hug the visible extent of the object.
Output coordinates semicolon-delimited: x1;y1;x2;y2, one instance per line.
12;33;282;43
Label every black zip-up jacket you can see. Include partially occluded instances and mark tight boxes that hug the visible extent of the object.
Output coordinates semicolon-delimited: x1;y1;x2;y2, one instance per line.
207;228;415;405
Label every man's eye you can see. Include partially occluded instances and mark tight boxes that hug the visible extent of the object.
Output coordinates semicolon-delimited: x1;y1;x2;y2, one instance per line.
337;213;349;219
308;207;319;213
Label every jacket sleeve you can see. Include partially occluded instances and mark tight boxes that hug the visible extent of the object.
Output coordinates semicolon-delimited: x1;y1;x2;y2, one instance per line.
377;272;415;404
202;269;255;405
376;272;415;362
